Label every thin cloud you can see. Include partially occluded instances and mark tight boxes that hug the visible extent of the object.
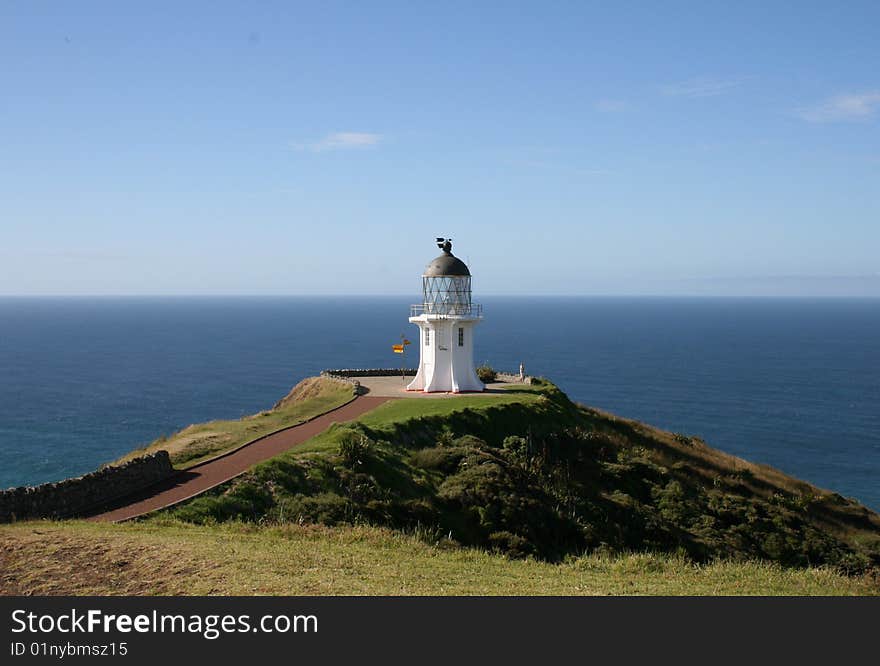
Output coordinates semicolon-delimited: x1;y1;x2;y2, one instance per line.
291;132;382;152
797;91;880;122
595;98;630;112
660;77;744;98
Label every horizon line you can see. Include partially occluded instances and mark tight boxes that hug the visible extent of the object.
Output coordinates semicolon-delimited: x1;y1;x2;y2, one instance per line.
1;293;879;300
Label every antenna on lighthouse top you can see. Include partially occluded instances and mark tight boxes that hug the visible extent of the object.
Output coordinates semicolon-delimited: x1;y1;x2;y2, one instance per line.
436;237;453;254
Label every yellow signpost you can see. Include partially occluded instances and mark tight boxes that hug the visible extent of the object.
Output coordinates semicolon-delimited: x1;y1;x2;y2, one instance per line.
393;334;411;382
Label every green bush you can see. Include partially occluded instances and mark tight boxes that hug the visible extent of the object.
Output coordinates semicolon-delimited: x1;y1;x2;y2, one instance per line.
285;493;353;525
488;531;533;558
409;446;469;473
339;434;373;468
502;435;528;455
476;364;497;383
652;480;693;525
436;426;455;447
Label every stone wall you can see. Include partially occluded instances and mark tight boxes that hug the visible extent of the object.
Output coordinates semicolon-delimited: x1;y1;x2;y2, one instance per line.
322;368;417;378
0;451;174;522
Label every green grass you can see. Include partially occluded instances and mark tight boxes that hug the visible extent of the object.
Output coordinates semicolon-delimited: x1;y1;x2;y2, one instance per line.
265;384;545;458
2;520;876;596
357;386;542;427
166;380;880;573
113;377;353;468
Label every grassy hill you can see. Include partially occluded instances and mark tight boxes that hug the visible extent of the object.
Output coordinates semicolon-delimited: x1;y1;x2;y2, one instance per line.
3;376;879;596
169;379;880;573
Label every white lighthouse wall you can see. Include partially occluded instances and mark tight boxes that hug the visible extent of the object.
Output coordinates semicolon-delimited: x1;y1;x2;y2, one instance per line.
449;321;483;392
406;323;430;391
422;321;449;393
407;318;483;393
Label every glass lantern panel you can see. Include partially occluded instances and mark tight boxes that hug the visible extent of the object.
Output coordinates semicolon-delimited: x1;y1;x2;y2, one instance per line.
422;276;472;314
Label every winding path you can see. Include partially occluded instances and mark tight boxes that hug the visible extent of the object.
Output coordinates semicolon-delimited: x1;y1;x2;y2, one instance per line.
90;395;392;523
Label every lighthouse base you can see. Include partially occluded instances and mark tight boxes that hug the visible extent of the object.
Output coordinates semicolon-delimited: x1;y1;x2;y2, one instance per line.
406;316;484;393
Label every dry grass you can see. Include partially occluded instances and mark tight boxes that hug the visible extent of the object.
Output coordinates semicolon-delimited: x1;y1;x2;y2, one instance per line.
111;377;353;469
2;521;877;596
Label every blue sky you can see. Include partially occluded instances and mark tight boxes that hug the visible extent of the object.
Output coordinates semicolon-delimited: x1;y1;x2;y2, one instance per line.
1;1;878;296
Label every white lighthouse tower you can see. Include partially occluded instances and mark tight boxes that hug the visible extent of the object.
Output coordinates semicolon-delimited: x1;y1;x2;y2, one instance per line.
407;238;484;393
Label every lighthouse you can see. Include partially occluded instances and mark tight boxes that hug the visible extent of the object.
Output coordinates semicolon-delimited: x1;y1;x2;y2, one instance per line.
407;238;484;393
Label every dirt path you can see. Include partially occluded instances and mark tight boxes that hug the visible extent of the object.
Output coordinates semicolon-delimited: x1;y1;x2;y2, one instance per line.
90;395;391;523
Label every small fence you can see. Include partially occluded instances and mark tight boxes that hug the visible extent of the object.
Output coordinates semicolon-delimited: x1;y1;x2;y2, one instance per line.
409;303;483;318
322;368;417;378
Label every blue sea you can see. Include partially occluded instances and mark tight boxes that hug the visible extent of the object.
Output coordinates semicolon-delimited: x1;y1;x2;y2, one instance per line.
0;297;877;510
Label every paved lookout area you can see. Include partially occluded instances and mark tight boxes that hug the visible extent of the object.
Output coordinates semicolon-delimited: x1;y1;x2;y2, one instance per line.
355;375;526;398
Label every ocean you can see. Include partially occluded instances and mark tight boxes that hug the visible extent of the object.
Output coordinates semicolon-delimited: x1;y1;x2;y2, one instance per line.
0;296;877;510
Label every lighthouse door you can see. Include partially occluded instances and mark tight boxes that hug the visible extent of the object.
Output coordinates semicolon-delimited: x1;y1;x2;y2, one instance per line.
422;326;433;378
435;325;452;389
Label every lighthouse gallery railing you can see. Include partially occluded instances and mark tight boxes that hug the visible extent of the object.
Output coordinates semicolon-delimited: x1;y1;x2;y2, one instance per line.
410;303;483;317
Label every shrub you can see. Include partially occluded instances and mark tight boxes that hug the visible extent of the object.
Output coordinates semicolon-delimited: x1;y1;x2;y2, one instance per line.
653;480;691;524
409;446;469;473
488;531;533;558
452;434;489;450
436;426;455;447
502;435;529;461
339;434;373;468
173;480;274;524
476;364;497;383
286;492;353;525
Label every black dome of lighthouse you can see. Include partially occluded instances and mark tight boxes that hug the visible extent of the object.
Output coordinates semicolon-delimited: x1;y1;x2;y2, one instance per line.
423;240;470;276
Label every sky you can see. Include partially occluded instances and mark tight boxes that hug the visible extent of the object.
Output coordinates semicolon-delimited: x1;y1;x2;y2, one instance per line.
1;1;878;296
